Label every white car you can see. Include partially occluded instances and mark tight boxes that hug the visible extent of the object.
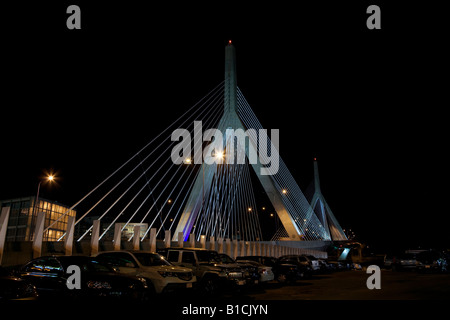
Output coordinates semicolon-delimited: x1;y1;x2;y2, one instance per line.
95;250;196;294
236;260;274;282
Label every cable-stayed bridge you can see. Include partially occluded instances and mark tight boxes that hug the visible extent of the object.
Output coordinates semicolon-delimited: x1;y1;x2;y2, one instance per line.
0;42;347;265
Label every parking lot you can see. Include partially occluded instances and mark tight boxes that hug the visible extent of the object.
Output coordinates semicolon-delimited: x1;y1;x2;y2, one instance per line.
216;269;450;300
3;249;450;303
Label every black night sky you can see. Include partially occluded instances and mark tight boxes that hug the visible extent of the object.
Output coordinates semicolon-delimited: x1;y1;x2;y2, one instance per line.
1;1;448;252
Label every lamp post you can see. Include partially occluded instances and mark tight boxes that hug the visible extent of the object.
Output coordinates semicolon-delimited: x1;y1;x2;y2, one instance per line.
32;174;55;216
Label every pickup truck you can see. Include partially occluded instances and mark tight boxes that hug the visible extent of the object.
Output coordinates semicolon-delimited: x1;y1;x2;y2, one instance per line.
158;248;248;295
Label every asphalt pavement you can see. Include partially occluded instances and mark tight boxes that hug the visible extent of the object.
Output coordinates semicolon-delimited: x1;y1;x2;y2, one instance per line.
220;269;450;300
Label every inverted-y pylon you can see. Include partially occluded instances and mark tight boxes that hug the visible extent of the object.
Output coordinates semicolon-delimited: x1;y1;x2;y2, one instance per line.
174;42;303;240
308;159;347;241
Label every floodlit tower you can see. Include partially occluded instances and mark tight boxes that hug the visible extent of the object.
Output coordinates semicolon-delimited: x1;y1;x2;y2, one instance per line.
173;42;304;241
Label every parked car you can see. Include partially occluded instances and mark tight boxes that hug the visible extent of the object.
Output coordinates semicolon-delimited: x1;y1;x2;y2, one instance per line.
278;255;314;279
317;258;333;273
383;254;394;269
234;259;274;282
416;250;448;273
302;255;321;272
16;255;150;300
392;253;417;271
95;250;196;294
158;248;247;295
0;266;38;300
218;253;261;285
327;260;347;271
236;255;301;283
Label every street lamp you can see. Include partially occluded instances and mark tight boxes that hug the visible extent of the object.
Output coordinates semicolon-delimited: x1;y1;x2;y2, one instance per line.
32;174;55;216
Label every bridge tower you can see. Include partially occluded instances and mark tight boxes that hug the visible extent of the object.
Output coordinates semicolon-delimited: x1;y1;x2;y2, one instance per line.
308;159;347;241
173;42;303;241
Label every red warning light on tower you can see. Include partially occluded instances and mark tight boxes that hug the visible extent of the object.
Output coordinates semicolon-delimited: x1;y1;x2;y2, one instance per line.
314;157;317;161
228;40;232;44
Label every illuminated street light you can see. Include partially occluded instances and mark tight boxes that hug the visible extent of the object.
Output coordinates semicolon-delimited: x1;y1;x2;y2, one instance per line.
33;173;56;216
282;189;287;194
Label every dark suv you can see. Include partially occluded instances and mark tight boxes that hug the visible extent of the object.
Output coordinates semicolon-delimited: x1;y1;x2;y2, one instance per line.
236;255;304;283
158;248;248;295
277;255;313;279
218;253;260;285
16;255;150;300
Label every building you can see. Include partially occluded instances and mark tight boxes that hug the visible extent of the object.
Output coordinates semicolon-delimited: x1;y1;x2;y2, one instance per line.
118;222;148;240
0;196;77;242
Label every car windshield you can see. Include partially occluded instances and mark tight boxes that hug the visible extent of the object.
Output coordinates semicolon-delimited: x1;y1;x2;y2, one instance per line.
133;253;171;266
219;254;235;264
238;260;260;266
196;251;222;263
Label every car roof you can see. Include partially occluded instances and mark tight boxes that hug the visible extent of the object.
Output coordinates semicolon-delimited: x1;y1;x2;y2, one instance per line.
31;255;91;260
96;250;159;255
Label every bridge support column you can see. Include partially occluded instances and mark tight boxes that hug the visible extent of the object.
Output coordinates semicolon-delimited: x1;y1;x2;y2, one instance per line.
0;207;10;265
133;226;140;250
91;220;100;256
225;238;231;256
113;224;121;251
33;212;45;258
65;216;75;256
149;228;157;252
233;240;238;259
164;230;171;248
209;236;215;251
178;232;184;247
189;233;195;248
217;238;224;253
200;235;206;248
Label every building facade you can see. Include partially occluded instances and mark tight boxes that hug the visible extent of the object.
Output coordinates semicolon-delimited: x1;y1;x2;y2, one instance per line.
0;196;76;242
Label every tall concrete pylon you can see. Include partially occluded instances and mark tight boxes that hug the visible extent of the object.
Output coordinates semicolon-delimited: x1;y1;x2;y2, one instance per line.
173;42;302;241
309;159;347;241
